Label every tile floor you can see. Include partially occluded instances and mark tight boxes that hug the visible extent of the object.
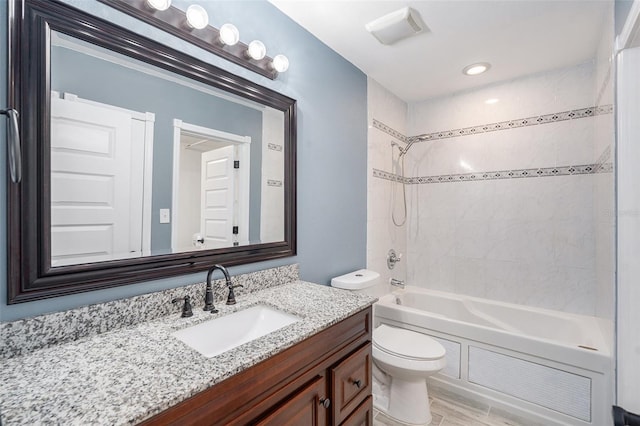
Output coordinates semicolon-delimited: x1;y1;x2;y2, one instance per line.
373;386;546;426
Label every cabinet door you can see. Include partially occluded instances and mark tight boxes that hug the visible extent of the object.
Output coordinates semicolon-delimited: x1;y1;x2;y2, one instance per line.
257;375;329;426
341;396;373;426
331;344;372;425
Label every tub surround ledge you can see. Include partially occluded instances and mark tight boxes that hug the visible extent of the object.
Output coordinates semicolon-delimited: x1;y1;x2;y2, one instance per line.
0;277;376;425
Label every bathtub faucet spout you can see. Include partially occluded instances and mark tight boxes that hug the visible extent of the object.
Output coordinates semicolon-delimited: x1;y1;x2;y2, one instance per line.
390;278;405;289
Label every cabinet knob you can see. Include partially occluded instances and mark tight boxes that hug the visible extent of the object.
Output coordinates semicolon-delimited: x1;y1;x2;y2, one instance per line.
319;397;331;409
352;379;362;389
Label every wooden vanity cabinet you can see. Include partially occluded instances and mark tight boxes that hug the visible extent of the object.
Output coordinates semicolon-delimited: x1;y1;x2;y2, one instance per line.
140;307;372;426
256;375;328;425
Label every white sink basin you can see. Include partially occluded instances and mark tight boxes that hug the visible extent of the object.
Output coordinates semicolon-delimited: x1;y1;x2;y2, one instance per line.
171;305;300;358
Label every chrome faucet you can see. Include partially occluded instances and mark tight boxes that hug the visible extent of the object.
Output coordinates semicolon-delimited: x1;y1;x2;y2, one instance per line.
204;264;244;312
390;278;405;289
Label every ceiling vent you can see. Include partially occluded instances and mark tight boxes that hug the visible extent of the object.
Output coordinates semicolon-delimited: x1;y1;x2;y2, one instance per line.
365;7;428;46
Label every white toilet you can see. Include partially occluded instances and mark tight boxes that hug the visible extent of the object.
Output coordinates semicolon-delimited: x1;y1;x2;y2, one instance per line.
331;270;447;426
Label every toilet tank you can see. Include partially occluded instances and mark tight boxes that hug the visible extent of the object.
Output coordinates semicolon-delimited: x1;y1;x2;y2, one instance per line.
331;269;381;296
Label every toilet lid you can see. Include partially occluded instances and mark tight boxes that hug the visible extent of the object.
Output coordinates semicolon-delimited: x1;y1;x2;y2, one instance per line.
373;324;445;361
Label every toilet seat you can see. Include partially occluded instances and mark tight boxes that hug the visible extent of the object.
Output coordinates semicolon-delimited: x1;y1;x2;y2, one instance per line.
373;324;445;361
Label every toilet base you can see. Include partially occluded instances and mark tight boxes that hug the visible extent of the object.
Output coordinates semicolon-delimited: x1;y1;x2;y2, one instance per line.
374;373;433;425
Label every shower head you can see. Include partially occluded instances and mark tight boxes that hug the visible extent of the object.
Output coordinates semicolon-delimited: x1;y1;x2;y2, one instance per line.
391;138;417;157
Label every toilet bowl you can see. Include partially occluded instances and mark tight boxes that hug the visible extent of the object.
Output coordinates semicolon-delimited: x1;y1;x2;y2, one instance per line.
330;270;446;425
373;324;446;425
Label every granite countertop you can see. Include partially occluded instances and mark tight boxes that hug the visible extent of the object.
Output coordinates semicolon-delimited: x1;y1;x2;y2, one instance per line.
0;281;376;425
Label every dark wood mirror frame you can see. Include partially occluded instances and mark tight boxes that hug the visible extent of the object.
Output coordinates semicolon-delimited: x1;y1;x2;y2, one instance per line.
7;0;297;304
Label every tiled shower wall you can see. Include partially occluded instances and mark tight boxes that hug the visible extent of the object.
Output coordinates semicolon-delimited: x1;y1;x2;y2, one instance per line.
367;14;615;318
402;60;614;317
367;79;407;290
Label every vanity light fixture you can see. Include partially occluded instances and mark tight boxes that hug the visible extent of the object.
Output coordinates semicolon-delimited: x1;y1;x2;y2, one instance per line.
146;0;171;11
271;54;290;73
98;0;288;80
463;62;491;76
219;23;240;46
247;40;267;60
185;4;208;29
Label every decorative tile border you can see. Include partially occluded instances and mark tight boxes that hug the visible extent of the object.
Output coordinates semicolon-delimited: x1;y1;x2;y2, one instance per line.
268;143;283;152
405;163;612;184
409;104;614;143
373;160;613;186
373;105;613;148
372;168;404;183
594;145;612;173
267;179;283;187
372;119;408;143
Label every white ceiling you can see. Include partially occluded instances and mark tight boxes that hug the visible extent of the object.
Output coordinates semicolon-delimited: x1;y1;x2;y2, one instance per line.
269;0;611;102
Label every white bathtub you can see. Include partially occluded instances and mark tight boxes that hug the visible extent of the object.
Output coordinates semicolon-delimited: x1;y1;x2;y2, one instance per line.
374;287;613;426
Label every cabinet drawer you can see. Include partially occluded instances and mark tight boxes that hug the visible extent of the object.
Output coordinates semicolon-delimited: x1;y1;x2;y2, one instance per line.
340;396;373;426
331;343;372;425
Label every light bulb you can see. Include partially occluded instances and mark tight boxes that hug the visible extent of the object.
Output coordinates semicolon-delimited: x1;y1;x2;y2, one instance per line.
271;54;289;73
219;23;239;46
186;4;209;30
247;40;266;60
146;0;171;11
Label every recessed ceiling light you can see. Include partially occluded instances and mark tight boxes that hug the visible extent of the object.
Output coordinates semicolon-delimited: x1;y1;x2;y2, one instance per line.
463;62;491;76
485;98;499;105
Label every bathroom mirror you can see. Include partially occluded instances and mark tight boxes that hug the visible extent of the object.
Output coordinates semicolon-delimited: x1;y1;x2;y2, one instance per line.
7;0;296;303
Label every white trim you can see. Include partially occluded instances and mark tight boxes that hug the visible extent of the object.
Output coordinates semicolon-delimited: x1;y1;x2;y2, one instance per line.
236;143;251;246
142;112;155;256
58;92;155;122
616;47;640;414
178;121;251;145
617;0;640;51
171;119;183;253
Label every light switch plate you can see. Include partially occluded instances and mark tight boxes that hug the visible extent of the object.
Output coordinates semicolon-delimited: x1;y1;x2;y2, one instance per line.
159;208;170;224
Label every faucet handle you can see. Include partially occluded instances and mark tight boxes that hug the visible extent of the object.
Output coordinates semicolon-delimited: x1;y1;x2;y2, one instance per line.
226;284;244;305
387;249;403;269
171;295;194;318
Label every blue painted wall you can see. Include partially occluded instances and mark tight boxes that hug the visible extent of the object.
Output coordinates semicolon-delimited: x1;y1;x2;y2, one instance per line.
0;0;367;321
615;0;634;36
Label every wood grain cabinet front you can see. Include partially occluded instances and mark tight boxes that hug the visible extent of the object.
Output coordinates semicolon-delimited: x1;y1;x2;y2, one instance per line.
340;396;373;426
256;375;329;426
331;344;372;425
140;307;373;426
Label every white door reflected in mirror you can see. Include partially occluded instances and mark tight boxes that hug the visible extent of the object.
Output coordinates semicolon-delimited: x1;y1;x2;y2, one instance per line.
172;120;251;252
50;93;154;267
